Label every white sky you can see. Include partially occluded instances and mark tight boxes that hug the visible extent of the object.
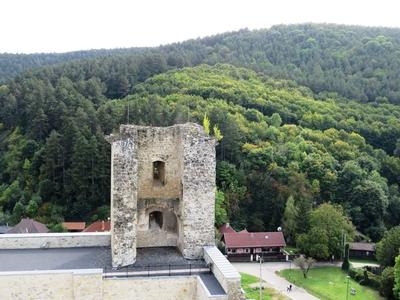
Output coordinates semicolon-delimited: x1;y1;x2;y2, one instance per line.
2;0;400;54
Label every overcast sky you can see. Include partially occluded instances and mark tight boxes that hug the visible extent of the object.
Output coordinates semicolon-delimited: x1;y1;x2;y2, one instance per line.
2;0;400;54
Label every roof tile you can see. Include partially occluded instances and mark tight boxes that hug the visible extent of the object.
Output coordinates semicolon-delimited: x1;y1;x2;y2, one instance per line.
219;223;236;234
63;222;86;231
7;218;49;234
224;231;286;248
83;221;110;232
349;242;375;252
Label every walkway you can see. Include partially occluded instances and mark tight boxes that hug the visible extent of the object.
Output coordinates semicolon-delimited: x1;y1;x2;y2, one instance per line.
233;262;319;300
199;273;227;296
0;246;203;272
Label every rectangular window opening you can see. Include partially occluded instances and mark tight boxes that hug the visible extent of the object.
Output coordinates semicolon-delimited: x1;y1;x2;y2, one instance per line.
153;161;165;185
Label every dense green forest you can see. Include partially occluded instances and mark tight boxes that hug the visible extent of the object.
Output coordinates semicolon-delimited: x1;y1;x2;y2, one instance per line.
3;23;400;104
0;48;148;84
1;24;400;242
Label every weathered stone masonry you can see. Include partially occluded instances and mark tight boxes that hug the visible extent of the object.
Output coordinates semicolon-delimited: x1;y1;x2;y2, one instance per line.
106;123;216;267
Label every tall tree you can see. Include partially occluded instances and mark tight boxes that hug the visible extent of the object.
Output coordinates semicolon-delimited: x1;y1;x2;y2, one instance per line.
377;226;400;267
282;196;298;244
297;203;355;260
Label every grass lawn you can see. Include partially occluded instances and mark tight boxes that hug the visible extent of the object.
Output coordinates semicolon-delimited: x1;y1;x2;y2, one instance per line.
278;267;382;300
241;273;288;300
284;246;300;255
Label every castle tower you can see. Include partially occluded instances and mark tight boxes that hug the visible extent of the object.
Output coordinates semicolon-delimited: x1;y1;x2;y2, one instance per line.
106;123;216;267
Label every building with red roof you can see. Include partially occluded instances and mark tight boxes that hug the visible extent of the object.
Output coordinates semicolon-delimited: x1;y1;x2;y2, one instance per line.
62;222;86;232
219;223;236;235
222;230;286;262
83;221;110;232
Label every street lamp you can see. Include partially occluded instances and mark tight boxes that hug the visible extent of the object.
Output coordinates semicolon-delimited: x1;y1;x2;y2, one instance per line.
346;275;350;300
259;256;263;300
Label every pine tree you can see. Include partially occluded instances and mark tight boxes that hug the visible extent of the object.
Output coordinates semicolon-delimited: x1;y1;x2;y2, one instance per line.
40;130;64;203
70;132;92;217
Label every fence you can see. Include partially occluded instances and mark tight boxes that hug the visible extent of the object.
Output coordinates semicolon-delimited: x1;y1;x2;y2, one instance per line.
103;262;211;278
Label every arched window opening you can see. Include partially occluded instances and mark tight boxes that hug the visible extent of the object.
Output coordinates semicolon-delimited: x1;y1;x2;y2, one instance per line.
149;211;163;230
153;161;165;185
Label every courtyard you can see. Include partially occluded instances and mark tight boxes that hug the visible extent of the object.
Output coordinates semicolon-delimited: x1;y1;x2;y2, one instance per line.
234;262;383;300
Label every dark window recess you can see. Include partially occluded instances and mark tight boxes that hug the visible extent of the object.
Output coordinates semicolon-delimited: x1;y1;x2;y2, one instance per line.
149;211;163;229
153;161;165;185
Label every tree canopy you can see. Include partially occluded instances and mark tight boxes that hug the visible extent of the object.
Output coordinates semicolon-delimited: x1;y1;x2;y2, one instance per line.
296;203;355;259
376;226;400;267
4;24;400;105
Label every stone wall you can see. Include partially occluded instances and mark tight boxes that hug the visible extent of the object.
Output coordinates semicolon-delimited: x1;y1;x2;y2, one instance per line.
108;135;138;267
135;126;183;200
0;232;110;249
103;276;197;300
136;230;178;248
136;198;178;248
0;269;103;300
72;272;103;300
107;123;216;266
0;270;226;300
179;125;216;258
203;246;243;300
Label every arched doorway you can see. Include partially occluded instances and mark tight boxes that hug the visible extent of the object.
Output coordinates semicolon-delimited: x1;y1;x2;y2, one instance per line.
137;207;179;248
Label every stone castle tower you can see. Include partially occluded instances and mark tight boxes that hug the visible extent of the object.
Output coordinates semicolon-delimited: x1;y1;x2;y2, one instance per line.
106;123;216;267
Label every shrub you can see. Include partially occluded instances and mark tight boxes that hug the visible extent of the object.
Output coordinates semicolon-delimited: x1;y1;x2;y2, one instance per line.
49;223;66;232
348;268;364;282
367;272;381;290
348;267;381;290
342;243;350;271
380;267;395;299
376;226;400;267
394;256;400;299
365;265;382;275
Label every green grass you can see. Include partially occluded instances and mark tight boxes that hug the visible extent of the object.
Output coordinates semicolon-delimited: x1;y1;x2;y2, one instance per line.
278;267;382;300
241;273;288;300
284;246;300;254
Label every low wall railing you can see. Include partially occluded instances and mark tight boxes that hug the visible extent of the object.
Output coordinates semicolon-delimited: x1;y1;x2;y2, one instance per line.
103;262;211;278
0;232;111;249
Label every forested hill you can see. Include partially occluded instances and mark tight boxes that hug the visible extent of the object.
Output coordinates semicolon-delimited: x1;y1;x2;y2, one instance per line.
1;63;400;242
0;48;146;84
3;23;400;104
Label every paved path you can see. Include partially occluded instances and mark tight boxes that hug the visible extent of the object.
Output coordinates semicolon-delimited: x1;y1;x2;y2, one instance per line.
350;261;379;268
233;262;319;300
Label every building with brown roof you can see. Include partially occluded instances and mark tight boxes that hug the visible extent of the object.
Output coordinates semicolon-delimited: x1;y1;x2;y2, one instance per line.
83;221;110;232
62;222;86;232
222;230;286;262
349;242;376;259
6;218;49;234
